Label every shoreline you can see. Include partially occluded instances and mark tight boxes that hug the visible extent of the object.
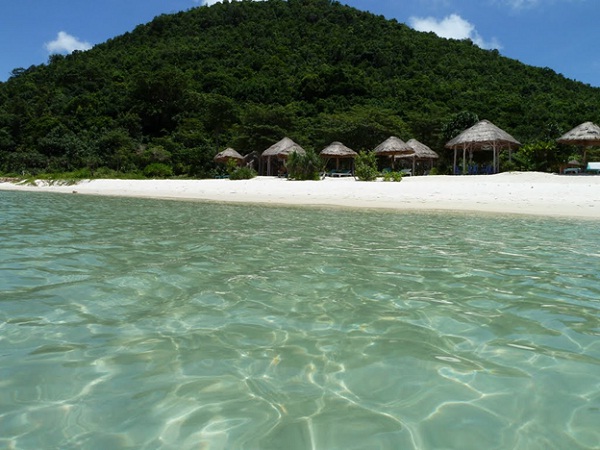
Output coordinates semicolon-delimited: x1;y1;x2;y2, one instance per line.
2;172;600;219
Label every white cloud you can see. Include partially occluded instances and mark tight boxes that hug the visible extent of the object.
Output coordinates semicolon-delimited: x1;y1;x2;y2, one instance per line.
45;31;92;54
409;14;501;50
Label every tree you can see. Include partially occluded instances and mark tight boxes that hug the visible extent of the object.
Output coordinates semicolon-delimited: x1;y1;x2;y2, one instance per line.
94;129;136;171
1;0;600;177
314;105;411;151
441;111;479;142
510;140;563;172
233;104;297;153
198;93;239;150
131;68;188;135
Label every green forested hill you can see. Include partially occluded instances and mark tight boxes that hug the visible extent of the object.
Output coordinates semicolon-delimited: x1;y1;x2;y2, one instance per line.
1;0;599;176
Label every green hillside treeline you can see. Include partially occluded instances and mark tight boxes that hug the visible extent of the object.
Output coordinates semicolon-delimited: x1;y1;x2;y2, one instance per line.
1;0;599;177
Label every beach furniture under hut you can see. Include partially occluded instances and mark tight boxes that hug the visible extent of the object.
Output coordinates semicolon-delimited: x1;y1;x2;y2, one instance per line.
445;119;521;174
396;139;439;175
214;147;244;165
561;159;583;174
319;141;357;175
373;136;415;170
557;121;600;164
262;137;306;176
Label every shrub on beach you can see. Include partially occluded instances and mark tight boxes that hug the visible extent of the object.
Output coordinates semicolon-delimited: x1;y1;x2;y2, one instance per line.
285;150;322;180
229;166;257;180
382;171;403;182
44;168;94;180
223;158;256;179
354;151;378;181
143;163;173;178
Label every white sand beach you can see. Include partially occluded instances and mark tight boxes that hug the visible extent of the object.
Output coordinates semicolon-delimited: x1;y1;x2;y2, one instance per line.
2;172;600;219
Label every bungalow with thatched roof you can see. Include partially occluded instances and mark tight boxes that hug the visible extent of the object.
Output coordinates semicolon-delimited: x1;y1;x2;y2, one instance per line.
214;147;243;165
373;136;414;169
445;119;520;174
319;141;357;174
262;137;306;176
396;139;439;175
557;122;600;164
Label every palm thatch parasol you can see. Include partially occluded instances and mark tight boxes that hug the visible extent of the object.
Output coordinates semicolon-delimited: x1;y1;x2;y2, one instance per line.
373;136;414;169
214;147;244;164
396;139;439;174
445;119;521;174
262;137;306;176
319;141;357;171
557;122;600;163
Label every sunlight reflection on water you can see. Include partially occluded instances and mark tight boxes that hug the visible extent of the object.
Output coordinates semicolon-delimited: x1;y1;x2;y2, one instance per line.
1;190;599;449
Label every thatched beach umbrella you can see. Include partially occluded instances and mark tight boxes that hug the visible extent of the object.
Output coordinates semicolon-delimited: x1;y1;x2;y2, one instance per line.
262;137;306;176
445;119;521;174
319;141;357;171
557;122;600;163
373;136;414;169
214;147;243;164
397;139;439;174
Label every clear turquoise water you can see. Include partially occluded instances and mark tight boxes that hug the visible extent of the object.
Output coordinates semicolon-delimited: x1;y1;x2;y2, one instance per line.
1;190;599;450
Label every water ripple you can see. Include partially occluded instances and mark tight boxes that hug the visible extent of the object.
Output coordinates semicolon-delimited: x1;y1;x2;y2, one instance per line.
1;191;599;449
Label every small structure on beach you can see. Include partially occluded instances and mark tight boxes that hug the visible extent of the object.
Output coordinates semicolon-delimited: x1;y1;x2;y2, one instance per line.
557;121;600;163
373;136;415;169
319;141;357;173
445;119;521;174
214;148;244;165
396;139;439;175
261;137;306;176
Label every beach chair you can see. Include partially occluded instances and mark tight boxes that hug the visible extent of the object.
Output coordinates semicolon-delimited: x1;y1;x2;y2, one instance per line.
332;169;352;177
586;162;600;174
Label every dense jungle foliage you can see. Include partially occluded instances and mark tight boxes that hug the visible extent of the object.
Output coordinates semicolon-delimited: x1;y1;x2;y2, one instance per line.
1;0;599;177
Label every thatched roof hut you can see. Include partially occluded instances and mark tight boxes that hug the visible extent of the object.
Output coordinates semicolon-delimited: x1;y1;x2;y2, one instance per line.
320;141;357;171
405;139;439;160
374;136;414;169
320;141;357;159
262;137;305;158
445;120;521;174
373;136;414;156
396;139;439;174
557;122;600;163
262;137;306;176
445;120;520;149
557;122;600;146
214;147;243;164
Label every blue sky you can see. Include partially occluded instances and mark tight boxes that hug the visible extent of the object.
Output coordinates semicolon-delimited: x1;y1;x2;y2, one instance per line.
1;0;598;87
